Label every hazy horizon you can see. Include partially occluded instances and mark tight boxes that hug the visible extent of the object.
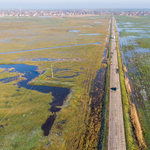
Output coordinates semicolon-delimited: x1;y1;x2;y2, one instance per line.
0;0;150;10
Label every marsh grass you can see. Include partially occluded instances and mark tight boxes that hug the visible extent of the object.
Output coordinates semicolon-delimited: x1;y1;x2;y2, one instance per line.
136;38;150;49
116;15;150;148
0;16;110;149
122;44;135;53
120;30;140;37
0;71;19;79
0;16;108;53
0;80;53;149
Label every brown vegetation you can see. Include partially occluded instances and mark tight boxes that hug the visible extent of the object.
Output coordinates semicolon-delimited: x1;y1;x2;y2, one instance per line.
101;63;107;68
18;74;27;81
8;67;15;71
124;75;131;93
0;68;5;73
130;103;146;149
123;65;127;73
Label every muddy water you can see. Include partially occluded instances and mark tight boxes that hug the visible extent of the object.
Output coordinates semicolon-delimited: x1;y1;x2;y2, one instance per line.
90;67;106;111
0;64;70;136
82;63;106;148
102;48;107;64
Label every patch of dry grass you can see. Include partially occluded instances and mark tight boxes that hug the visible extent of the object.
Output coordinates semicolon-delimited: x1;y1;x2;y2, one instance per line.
0;68;5;73
125;75;131;93
123;65;127;72
130;103;146;149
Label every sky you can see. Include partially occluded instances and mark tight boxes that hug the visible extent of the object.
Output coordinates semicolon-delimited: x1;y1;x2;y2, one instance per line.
0;0;150;10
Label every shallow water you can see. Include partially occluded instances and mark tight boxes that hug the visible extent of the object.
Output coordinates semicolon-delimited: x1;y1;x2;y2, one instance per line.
0;64;70;98
0;63;70;136
124;22;134;25
117;21;150;60
135;47;150;53
125;29;145;33
69;30;80;33
124;47;150;58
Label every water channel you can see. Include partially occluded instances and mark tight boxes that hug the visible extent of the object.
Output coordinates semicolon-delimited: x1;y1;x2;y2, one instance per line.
0;42;101;55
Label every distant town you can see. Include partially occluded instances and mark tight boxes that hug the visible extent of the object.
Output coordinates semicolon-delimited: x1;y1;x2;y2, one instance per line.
0;9;150;17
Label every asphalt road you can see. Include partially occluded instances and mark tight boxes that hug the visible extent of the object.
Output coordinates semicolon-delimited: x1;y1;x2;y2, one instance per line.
108;17;126;150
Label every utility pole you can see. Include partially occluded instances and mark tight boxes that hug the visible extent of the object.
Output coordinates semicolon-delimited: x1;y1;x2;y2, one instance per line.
75;38;76;45
51;64;54;78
